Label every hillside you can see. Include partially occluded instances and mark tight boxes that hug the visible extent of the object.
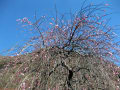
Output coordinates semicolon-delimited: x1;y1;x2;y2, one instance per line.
0;47;120;90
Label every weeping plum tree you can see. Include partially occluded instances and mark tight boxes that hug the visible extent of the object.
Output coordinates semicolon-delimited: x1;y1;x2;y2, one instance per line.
17;2;120;63
3;1;120;90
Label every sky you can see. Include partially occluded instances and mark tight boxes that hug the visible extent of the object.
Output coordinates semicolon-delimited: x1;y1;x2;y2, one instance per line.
0;0;120;55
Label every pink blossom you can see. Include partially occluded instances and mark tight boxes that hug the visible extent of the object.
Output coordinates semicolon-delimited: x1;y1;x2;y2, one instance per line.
16;19;21;21
21;82;26;90
55;24;59;28
105;4;109;6
49;22;53;25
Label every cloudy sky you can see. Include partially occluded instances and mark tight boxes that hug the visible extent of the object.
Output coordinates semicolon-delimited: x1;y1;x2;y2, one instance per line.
0;0;120;55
